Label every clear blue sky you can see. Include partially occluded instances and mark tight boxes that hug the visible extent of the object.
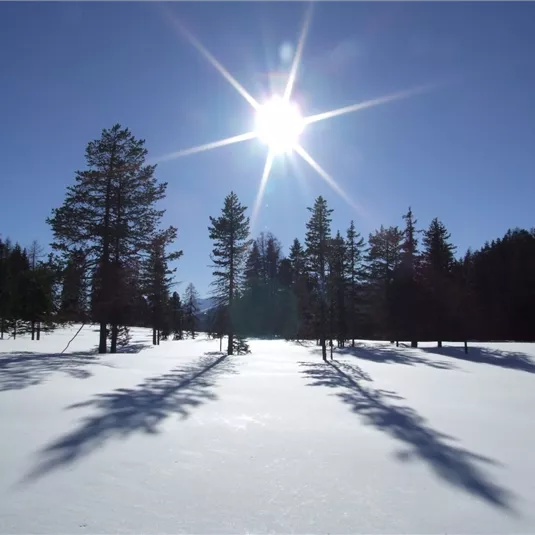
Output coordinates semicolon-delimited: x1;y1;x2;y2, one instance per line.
1;2;534;296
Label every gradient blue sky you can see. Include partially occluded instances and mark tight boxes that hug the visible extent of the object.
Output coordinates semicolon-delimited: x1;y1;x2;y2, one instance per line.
1;2;534;296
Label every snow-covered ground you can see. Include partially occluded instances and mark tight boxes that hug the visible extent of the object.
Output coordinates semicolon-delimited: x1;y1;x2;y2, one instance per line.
1;326;535;533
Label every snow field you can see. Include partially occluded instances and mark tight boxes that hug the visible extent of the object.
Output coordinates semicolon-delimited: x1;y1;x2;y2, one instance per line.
1;326;535;533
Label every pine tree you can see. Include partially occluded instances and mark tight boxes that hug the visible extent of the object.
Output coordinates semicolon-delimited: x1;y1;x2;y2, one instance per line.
264;233;281;335
422;217;456;347
59;249;87;323
233;334;251;355
25;254;56;340
244;241;262;292
144;230;182;346
366;225;403;340
0;238;11;339
265;234;281;283
183;283;200;338
48;124;174;353
5;244;32;338
208;191;251;355
345;220;366;346
327;231;347;350
241;240;263;336
305;196;333;359
395;207;422;347
169;291;184;340
288;238;306;279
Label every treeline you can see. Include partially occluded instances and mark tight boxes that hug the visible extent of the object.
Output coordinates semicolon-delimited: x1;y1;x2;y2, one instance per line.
1;123;534;358
0;240;56;339
205;194;535;358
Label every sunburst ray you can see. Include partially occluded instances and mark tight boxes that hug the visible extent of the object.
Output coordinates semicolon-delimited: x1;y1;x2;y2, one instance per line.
304;83;435;125
250;150;275;231
169;16;260;110
294;145;364;215
156;131;257;163
283;3;314;102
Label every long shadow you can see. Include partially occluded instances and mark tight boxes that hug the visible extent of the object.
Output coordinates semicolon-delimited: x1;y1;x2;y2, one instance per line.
0;342;152;392
24;353;237;481
0;349;110;392
311;343;457;370
115;342;152;354
422;345;535;374
299;359;515;511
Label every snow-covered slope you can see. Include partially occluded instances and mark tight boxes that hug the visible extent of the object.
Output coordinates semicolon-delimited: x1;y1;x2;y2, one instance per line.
1;326;535;533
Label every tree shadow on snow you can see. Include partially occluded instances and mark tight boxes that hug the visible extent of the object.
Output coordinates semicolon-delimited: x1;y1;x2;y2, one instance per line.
0;342;152;392
23;353;237;482
115;342;152;354
299;359;515;512
422;345;535;374
313;343;457;370
0;349;113;392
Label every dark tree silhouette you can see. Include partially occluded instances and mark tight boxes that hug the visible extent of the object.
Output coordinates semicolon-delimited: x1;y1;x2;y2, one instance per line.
208;191;250;355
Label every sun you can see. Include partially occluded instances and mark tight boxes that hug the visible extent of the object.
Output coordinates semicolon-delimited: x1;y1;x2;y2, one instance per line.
255;95;305;153
161;7;434;228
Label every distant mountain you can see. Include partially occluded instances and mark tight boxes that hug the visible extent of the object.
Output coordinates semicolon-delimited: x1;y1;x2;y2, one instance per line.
197;297;217;313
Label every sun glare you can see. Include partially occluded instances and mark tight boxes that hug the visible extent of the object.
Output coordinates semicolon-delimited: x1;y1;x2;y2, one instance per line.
161;7;436;230
255;96;305;153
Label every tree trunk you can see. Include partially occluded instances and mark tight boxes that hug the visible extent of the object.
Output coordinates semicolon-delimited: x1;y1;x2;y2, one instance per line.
99;321;107;353
320;297;327;360
157;329;161;345
464;340;468;354
37;322;41;340
396;340;399;347
437;340;442;348
0;317;4;339
110;324;118;353
228;332;234;355
411;340;418;348
152;327;157;345
13;322;16;340
31;321;35;340
98;152;114;355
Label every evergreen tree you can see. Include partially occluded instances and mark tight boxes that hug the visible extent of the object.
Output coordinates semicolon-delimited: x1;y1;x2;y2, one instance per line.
264;233;281;334
244;241;262;292
345;220;366;346
275;258;299;339
169;291;184;340
208;191;250;355
305;196;333;359
265;233;281;283
0;238;11;339
421;218;456;346
48;124;173;353
287;238;312;338
183;283;200;338
327;231;347;349
394;207;422;347
59;249;87;323
365;225;403;340
6;244;31;338
144;230;182;345
25;254;56;340
288;238;306;279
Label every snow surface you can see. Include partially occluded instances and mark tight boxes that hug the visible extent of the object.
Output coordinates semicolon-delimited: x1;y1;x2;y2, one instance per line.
1;326;535;533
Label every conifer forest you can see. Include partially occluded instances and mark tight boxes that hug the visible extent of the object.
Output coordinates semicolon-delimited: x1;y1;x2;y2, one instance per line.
1;124;534;357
